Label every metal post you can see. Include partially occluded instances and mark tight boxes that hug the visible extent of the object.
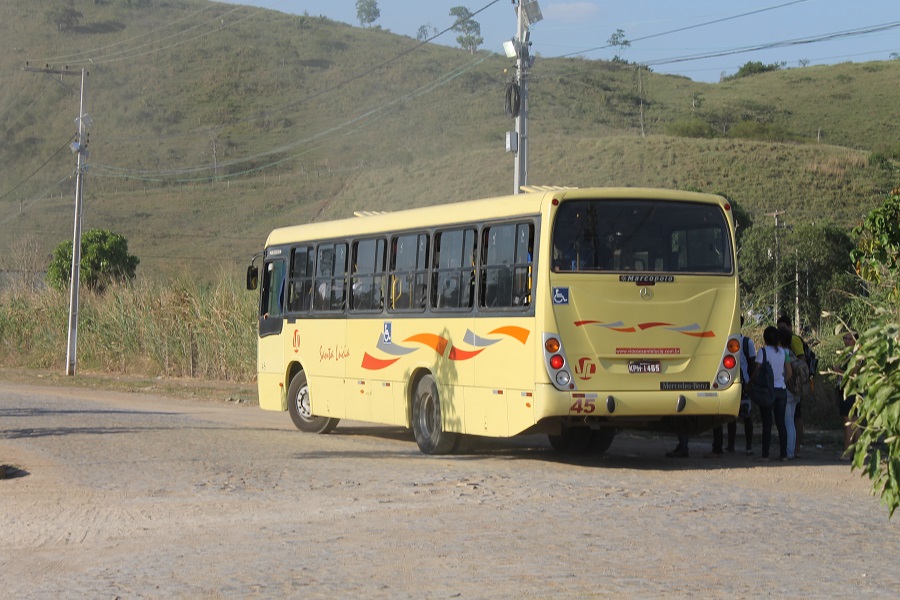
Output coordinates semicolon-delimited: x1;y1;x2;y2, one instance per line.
66;68;88;376
513;3;527;193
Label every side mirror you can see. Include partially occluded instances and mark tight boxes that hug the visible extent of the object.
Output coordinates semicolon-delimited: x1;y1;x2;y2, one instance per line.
246;265;259;291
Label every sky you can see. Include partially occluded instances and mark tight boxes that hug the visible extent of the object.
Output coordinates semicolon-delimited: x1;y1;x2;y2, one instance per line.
220;0;900;82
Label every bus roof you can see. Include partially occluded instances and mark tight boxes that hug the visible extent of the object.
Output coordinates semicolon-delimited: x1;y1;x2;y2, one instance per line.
264;186;728;248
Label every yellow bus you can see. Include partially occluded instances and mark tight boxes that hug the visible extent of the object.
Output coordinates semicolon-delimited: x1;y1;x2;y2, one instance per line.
247;186;742;454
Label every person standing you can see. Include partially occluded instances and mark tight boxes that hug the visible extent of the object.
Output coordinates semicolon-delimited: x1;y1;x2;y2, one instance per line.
834;330;861;459
705;316;755;457
777;315;806;450
779;328;800;459
751;326;792;462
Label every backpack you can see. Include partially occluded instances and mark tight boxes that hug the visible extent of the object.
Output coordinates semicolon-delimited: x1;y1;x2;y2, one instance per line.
802;338;818;377
741;336;753;384
750;348;776;407
787;355;811;398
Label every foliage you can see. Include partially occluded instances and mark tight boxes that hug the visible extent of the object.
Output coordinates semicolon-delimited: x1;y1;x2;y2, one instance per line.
664;118;715;139
851;188;900;300
45;5;83;31
724;61;786;81
449;6;482;54
0;275;256;381
738;223;856;329
843;188;900;517
355;0;380;28
607;29;630;63
843;305;900;517
47;229;140;293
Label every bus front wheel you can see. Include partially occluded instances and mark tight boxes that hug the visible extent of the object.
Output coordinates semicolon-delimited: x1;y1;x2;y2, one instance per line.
287;371;339;434
412;374;458;455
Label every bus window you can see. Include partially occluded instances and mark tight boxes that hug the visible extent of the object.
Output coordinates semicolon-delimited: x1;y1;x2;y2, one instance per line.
552;199;731;274
351;238;386;312
481;222;533;309
431;229;476;311
287;246;314;314
259;259;286;337
314;243;348;313
390;233;428;311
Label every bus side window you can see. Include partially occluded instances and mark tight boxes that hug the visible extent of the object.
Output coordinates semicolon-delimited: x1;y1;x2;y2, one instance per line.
288;246;314;313
314;243;348;313
481;223;530;310
389;233;428;312
351;238;385;312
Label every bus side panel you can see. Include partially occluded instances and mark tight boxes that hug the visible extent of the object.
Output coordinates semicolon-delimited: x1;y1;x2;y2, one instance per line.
296;319;348;419
345;319;404;427
469;316;536;437
258;325;287;411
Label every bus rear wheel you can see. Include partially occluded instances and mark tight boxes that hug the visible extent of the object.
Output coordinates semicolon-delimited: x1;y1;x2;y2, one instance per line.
287;371;339;434
549;427;615;455
412;374;458;455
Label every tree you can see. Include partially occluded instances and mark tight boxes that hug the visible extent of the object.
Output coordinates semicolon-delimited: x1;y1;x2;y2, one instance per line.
449;6;482;54
843;188;900;517
607;28;630;63
355;0;380;28
45;5;83;31
47;229;140;293
416;24;437;42
738;223;855;329
725;61;786;80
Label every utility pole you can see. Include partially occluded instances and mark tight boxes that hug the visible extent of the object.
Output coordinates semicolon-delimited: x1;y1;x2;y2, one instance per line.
24;64;90;376
766;209;785;320
504;1;542;194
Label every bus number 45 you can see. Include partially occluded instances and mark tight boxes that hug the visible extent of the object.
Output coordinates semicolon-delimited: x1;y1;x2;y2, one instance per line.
569;398;596;414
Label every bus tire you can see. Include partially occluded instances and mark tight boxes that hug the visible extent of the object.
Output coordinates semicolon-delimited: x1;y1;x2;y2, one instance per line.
412;374;458;455
589;429;616;454
548;427;592;453
287;370;339;434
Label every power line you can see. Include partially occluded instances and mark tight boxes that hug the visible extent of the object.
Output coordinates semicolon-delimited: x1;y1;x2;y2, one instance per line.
643;20;900;67
0;137;75;204
557;0;812;59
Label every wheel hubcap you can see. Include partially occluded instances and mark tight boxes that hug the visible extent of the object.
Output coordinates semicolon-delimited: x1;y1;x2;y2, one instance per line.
296;385;312;419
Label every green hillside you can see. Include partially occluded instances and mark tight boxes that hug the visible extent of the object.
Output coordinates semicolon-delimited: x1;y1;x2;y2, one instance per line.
1;0;897;279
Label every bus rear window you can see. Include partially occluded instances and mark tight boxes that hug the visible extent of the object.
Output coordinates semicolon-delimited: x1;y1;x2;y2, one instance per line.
552;199;732;274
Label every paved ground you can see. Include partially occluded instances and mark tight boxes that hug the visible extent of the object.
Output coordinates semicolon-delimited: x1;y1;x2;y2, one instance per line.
1;380;898;598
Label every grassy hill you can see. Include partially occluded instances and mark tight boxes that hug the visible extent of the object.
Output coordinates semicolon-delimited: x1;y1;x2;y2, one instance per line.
0;0;897;280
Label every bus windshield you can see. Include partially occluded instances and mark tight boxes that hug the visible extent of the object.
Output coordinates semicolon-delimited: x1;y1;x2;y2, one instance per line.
551;199;733;274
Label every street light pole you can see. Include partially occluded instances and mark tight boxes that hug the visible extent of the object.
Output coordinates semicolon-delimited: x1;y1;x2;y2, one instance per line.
505;1;541;194
23;64;90;376
66;67;88;376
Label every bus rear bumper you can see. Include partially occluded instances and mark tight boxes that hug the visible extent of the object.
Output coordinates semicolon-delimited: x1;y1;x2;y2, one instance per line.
529;383;741;434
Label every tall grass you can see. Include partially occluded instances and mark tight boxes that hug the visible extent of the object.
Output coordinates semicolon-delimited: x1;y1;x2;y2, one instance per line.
0;275;257;381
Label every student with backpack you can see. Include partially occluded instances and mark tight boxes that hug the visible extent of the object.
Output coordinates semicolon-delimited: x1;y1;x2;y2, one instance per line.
777;315;813;450
750;326;793;461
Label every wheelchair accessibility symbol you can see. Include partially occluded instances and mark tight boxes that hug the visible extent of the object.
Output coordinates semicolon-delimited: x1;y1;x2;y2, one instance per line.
552;287;569;305
382;322;392;344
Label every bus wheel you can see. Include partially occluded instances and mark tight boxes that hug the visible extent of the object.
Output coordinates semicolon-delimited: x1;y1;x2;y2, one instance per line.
589;429;616;455
412;374;458;455
548;427;592;453
287;371;339;434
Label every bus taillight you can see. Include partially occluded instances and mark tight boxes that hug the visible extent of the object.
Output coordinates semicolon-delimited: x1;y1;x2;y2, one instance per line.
722;355;736;370
543;333;575;390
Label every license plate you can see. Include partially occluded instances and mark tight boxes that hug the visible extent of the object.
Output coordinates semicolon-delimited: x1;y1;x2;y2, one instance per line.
628;360;660;374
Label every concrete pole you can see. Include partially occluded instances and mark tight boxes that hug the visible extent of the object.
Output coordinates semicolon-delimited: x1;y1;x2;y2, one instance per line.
514;3;527;193
66;68;88;376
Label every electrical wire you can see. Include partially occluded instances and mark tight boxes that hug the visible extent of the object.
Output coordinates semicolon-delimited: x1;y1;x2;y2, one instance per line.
0;136;75;204
505;80;521;118
557;0;813;59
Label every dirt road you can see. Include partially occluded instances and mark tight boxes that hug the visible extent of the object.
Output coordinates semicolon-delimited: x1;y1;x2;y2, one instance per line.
1;380;898;598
